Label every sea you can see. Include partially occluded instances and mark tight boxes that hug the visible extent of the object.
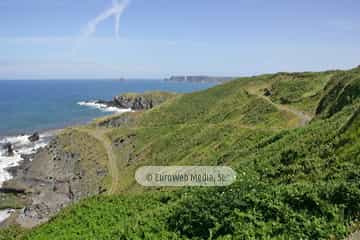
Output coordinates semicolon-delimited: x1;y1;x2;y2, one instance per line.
0;79;215;187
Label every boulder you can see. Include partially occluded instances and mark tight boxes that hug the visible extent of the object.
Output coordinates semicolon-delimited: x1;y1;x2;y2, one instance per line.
28;132;40;142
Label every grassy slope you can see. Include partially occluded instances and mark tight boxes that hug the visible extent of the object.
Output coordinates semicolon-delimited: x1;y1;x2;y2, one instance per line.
2;68;360;239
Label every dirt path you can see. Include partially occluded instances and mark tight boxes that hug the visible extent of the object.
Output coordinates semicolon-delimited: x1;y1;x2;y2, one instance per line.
259;94;312;126
347;231;360;240
77;128;119;194
247;89;312;127
75;89;312;195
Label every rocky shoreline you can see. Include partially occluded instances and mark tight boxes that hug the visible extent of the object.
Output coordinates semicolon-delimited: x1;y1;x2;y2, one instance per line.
0;91;177;228
0;131;108;228
89;91;177;110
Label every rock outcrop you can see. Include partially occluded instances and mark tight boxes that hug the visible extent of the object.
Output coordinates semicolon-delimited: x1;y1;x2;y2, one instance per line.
101;91;177;111
113;95;154;110
1;130;108;228
263;88;272;97
2;142;14;156
28;132;40;142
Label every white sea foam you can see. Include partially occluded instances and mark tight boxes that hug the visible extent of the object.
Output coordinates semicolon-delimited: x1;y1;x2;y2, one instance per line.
0;132;53;187
0;209;15;223
78;101;132;113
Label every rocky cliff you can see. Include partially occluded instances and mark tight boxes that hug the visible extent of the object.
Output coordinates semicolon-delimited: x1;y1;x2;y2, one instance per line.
1;130;108;228
100;91;177;110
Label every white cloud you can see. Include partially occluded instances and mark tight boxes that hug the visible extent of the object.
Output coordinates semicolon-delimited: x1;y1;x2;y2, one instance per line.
83;0;130;38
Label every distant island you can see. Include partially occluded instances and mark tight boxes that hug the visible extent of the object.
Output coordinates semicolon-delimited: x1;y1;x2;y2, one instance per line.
164;75;235;83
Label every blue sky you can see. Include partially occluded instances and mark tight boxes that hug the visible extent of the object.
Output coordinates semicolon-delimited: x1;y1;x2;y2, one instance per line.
0;0;359;79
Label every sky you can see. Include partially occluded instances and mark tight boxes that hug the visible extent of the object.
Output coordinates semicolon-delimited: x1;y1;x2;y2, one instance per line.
0;0;359;79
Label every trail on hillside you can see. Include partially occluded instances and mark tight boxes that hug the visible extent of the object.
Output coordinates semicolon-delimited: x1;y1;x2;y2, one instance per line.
347;231;360;240
247;89;312;127
77;128;119;194
74;89;312;195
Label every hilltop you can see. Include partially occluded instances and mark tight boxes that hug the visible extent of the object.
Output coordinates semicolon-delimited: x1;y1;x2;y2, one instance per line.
1;67;360;239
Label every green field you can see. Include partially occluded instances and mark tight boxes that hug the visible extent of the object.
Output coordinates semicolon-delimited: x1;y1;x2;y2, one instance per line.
2;67;360;239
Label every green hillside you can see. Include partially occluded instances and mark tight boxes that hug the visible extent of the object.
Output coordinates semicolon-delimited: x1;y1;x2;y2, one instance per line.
2;67;360;239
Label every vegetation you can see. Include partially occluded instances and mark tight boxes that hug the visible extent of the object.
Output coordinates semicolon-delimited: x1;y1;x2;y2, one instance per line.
1;67;360;239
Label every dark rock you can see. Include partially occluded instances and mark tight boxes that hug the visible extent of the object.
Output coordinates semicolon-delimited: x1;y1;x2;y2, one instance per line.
28;132;40;142
263;88;272;97
0;187;26;194
2;142;14;156
279;97;291;104
21;153;35;162
3;142;11;150
5;166;18;177
113;95;153;110
96;92;177;111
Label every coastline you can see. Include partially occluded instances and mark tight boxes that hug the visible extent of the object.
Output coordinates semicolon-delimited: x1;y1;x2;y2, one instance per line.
0;98;134;139
0;91;178;227
0;130;56;186
0;99;133;186
0;129;62;224
0;120;110;227
0;107;131;226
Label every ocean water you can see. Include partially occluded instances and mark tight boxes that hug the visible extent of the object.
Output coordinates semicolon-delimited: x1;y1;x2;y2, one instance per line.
0;79;215;188
0;79;215;136
0;132;54;186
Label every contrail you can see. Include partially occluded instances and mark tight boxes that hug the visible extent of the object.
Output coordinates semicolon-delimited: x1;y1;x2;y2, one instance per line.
83;0;130;38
